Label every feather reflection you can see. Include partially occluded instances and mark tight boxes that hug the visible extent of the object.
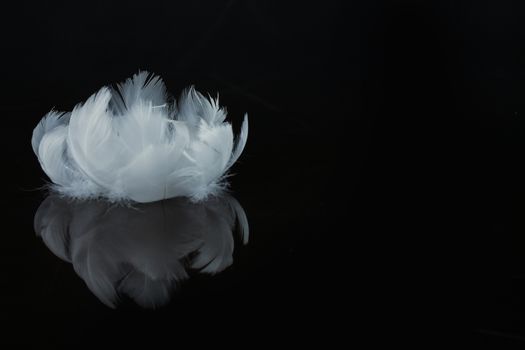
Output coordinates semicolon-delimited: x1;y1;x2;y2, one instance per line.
34;194;248;309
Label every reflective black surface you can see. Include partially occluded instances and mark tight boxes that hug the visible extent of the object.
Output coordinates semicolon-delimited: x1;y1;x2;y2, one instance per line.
1;0;525;347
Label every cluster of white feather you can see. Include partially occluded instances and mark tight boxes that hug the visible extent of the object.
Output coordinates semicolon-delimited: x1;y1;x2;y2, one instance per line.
32;72;248;203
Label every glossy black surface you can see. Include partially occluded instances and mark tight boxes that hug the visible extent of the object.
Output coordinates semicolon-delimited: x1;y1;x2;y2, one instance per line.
0;0;524;347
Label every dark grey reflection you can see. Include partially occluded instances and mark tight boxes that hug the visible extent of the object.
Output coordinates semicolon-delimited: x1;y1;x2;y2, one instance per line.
34;194;248;309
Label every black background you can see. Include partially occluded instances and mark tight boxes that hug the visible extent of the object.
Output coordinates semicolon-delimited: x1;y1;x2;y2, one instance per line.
1;0;525;347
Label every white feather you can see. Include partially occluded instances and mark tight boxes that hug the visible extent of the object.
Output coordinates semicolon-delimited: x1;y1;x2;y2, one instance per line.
32;71;248;203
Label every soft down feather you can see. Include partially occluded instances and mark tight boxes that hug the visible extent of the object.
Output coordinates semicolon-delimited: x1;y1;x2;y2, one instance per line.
32;72;248;202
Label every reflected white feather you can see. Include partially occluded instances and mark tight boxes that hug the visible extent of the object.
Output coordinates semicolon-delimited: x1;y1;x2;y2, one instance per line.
34;194;249;309
32;72;248;203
